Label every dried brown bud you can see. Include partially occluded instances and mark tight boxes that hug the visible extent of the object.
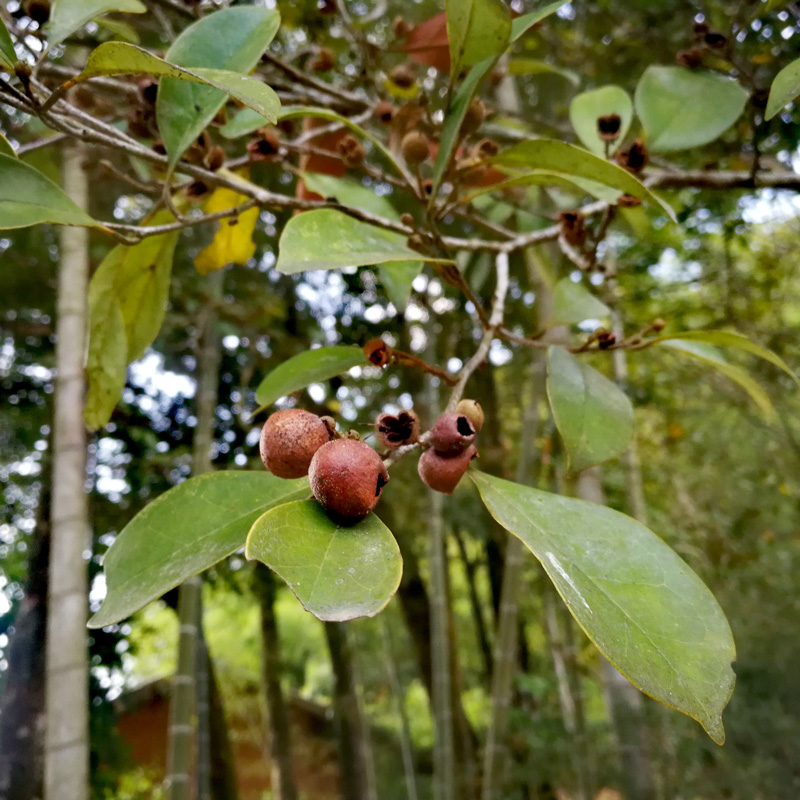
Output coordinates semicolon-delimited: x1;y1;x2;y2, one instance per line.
407;232;427;253
455;399;484;433
364;338;392;367
204;145;225;172
596;329;616;349
375;101;396;124
652;317;666;332
337;134;365;168
375;410;420;449
703;31;727;49
184;180;211;200
401;131;430;166
615;139;648;173
420;178;434;197
247;128;281;162
389;64;417;90
400;212;415;227
418;445;478;494
474;138;499;159
428;413;477;456
309;47;336;72
260;409;333;479
462;99;487;135
676;47;704;69
558;210;587;248
597;113;621;141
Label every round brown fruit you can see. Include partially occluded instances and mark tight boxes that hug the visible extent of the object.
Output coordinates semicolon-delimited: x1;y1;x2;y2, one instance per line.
428;413;477;455
418;445;477;494
259;409;332;479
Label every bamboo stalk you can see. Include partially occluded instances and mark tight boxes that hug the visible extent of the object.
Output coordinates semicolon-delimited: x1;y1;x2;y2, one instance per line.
45;140;90;800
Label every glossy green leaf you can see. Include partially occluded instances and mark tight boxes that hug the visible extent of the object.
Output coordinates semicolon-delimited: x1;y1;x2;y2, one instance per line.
463;170;623;204
508;58;579;84
220;107;269;139
510;1;570;40
656;330;800;387
635;66;748;152
74;42;280;137
492;139;676;221
659;340;774;419
470;470;736;744
89;472;309;628
570;85;633;156
245;499;402;622
156;7;280;171
47;0;146;48
0;16;15;69
766;55;800;119
0;154;99;229
255;346;365;409
550;278;611;326
445;0;511;77
302;173;420;308
547;345;634;472
276;209;452;274
0;132;15;158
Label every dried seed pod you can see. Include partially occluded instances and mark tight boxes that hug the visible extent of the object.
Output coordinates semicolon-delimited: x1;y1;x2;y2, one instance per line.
455;399;484;433
184;180;211;200
401;131;430;166
615;139;649;173
703;31;727;49
462;99;487;135
389;64;417;90
247;128;281;162
652;317;666;332
309;439;390;521
428;413;477;456
204;145;226;172
558;210;587;248
364;338;392;367
597;113;621;141
138;78;159;106
474;138;500;159
260;409;332;479
337;134;365;168
375;410;420;449
375;101;396;124
418;445;478;494
676;47;704;69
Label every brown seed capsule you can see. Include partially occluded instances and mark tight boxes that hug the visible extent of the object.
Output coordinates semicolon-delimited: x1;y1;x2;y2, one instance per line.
652;317;666;332
364;338;392;367
375;410;420;449
703;31;727;49
127;107;154;139
597;113;621;141
337;134;365;168
401;131;430;166
138;78;159;106
615;139;648;173
184;180;211;200
375;101;396;124
676;47;704;69
462;99;487;135
309;439;390;521
418;445;478;494
558;210;586;248
247;128;281;162
428;413;477;456
455;399;484;433
309;47;336;72
204;145;226;172
260;409;332;479
596;329;616;349
474;138;500;159
390;64;416;90
24;0;50;24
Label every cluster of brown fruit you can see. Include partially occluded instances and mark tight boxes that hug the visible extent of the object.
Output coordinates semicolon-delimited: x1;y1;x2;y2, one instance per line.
258;400;483;523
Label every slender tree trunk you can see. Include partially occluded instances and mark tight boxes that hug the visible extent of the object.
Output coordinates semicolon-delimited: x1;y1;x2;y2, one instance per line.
575;468;656;800
195;624;212;800
205;639;240;800
0;490;50;800
166;271;224;799
256;567;298;800
324;622;373;800
45;141;90;800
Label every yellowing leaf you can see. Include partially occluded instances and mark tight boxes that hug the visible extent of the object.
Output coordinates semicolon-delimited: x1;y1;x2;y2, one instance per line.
194;187;259;274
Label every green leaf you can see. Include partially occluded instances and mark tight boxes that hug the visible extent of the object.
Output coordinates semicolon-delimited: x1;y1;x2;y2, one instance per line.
463;170;623;205
379;264;421;311
275;209;452;275
255;346;366;410
656;330;800;387
470;470;736;744
546;345;634;472
220;107;270;139
156;7;280;171
569;85;633;156
658;340;775;419
245;499;402;622
446;0;511;77
47;0;146;48
74;42;280;139
635;66;748;152
508;59;579;85
766;55;800;119
89;472;309;628
550;278;611;326
0;153;99;230
0;16;16;69
0;132;15;158
491;139;676;221
510;1;570;40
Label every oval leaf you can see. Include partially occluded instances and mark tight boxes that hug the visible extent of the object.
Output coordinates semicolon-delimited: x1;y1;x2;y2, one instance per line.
547;345;634;472
88;472;309;628
74;42;280;133
245;499;402;622
156;7;280;171
0;154;99;229
766;55;800;119
255;345;366;409
470;470;736;744
47;0;146;48
635;66;748;152
570;85;633;156
491;139;676;221
445;0;511;77
275;209;452;274
550;278;611;326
